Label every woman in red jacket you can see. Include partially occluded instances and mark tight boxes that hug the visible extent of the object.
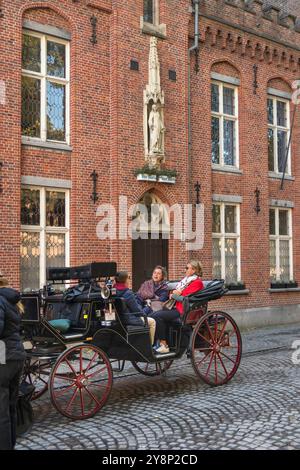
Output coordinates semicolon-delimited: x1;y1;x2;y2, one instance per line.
149;260;204;354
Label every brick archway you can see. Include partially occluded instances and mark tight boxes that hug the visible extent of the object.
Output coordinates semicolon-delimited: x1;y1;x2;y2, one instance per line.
132;191;169;290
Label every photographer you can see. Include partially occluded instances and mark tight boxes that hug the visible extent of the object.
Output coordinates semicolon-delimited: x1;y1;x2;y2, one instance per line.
0;271;26;450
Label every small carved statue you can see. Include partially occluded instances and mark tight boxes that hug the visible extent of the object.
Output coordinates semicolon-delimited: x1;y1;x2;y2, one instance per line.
148;104;165;155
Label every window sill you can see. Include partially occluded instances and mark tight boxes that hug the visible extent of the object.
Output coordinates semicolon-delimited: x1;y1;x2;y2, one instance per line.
140;17;167;39
22;137;72;152
225;289;250;295
268;172;294;181
269;288;300;293
212;164;243;175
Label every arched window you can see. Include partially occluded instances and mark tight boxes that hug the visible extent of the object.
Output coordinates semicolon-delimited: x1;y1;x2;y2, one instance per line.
132;192;169;234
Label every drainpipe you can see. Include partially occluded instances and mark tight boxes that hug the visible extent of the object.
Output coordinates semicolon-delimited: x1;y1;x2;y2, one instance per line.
188;0;200;205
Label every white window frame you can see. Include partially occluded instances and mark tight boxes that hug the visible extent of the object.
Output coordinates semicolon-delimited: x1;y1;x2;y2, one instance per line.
212;203;241;282
211;81;240;169
22;30;70;145
267;96;291;176
21;186;70;289
269;207;293;281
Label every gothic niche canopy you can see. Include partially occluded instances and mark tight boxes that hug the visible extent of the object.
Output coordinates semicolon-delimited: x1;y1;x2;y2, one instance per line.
144;37;165;169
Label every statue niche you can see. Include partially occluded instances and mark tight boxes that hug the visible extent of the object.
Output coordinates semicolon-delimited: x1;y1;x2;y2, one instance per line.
144;37;165;169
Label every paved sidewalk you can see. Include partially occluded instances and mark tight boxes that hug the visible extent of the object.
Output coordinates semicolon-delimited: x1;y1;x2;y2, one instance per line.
16;323;300;450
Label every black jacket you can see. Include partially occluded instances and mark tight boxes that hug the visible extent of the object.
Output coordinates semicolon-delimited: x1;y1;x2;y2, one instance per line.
0;288;26;362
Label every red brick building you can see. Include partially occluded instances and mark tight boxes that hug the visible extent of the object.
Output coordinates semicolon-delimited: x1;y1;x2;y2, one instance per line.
1;0;300;325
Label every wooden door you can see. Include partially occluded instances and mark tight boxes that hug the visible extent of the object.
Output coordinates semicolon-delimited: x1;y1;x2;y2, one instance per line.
132;236;168;291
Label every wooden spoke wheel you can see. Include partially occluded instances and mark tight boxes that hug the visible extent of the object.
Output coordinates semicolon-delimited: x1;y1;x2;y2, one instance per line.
49;345;113;420
190;311;242;386
131;360;173;377
22;357;52;401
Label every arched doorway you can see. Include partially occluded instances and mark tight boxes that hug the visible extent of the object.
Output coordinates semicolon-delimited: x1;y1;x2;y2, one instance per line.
132;192;169;290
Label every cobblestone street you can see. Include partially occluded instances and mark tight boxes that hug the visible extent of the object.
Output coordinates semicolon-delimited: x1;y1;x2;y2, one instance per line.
16;323;300;450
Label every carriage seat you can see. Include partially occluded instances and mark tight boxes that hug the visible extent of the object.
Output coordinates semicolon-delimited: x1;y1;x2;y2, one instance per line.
46;300;84;332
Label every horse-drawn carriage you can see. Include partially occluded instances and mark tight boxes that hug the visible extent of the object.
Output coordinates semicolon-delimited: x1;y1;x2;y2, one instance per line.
21;263;242;420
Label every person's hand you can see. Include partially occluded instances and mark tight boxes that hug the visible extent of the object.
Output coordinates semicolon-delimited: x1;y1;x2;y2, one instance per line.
172;289;182;296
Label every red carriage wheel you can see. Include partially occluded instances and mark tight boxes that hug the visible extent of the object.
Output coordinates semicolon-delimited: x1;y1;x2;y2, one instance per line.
49;345;113;420
22;357;52;400
190;311;242;386
131;360;173;377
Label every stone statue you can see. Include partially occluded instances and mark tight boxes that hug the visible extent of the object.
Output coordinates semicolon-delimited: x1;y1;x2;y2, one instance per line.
148;104;165;154
143;36;166;168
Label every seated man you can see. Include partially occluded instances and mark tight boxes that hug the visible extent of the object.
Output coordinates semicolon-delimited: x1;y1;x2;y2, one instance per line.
136;265;169;314
114;271;156;345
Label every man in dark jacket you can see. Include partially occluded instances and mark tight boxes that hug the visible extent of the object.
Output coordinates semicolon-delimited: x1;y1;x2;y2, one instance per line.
0;272;26;450
114;272;156;344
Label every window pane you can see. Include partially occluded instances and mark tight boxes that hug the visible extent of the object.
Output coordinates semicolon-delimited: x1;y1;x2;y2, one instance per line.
267;99;273;125
212;238;222;279
277;101;287;127
46;191;66;227
20;232;40;291
225;205;236;233
211;117;220;164
21;189;40;226
212;205;221;233
46;233;66;269
47;82;66;141
47;41;66;78
279;210;288;236
223;120;236;166
269;239;276;281
225;238;238;283
269;209;275;235
277;130;287;173
279;240;290;282
268;128;274;172
143;0;154;23
22;34;41;72
211;84;219;112
223;87;235;115
21;76;41;138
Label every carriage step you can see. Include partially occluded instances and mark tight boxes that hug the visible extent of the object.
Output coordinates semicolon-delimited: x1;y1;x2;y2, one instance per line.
154;351;177;358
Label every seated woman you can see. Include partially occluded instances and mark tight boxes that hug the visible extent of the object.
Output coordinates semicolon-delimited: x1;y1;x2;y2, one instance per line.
149;260;204;354
114;271;156;345
136;266;169;314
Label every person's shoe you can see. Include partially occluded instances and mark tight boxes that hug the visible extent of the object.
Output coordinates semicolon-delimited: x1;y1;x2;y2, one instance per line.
156;344;170;354
152;340;160;351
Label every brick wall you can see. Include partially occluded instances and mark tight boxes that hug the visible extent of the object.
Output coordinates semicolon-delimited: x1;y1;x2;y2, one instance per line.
0;0;300;314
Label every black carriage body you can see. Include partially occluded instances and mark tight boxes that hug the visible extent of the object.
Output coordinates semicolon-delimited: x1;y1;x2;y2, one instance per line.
20;267;242;419
21;275;228;364
21;291;191;364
